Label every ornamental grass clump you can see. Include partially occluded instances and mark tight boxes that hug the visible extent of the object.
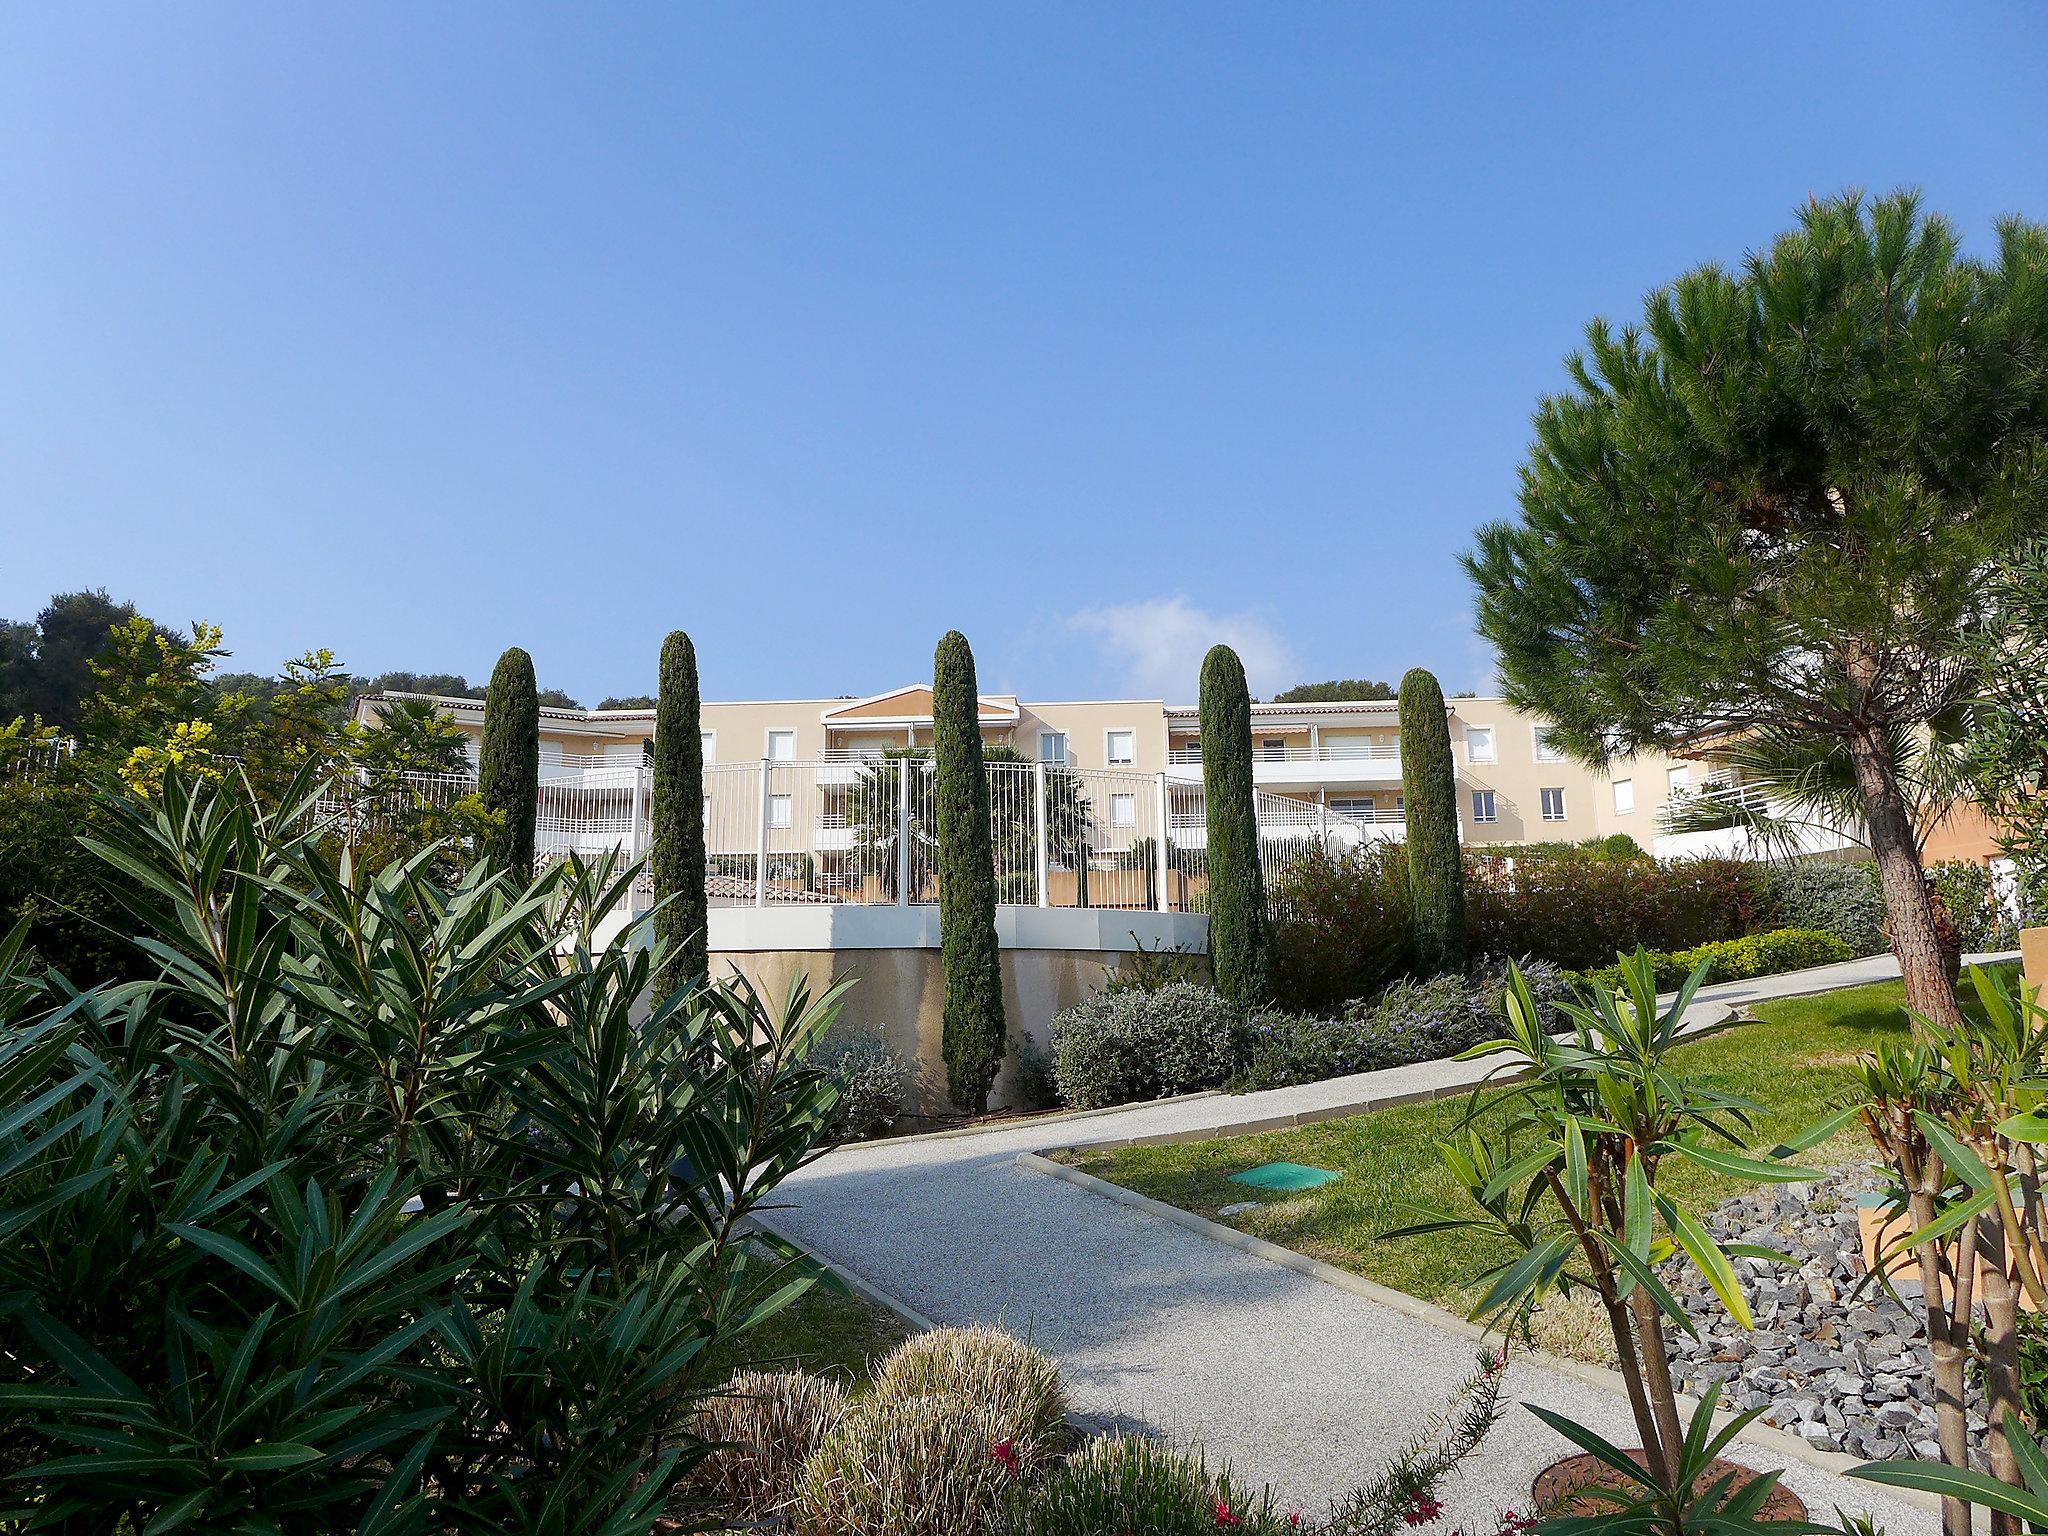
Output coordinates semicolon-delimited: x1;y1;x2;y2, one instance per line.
793;1393;1018;1536
1011;1433;1289;1536
869;1326;1070;1469
693;1369;850;1521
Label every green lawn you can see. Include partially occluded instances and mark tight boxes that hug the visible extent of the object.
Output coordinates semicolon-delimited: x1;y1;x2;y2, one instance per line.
707;1269;911;1389
1059;973;2010;1315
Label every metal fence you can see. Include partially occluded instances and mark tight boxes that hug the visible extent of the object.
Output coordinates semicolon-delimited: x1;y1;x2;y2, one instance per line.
320;757;1386;913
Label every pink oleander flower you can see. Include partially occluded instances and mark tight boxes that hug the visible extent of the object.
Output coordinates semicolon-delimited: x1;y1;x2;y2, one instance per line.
989;1438;1021;1479
1404;1493;1446;1526
1215;1498;1242;1528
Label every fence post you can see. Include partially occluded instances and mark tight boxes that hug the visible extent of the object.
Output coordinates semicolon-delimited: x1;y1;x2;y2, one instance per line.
629;762;647;863
755;759;771;908
895;759;913;906
1033;761;1049;908
1154;772;1171;913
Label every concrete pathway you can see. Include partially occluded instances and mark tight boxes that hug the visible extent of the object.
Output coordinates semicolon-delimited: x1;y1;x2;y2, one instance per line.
765;952;2015;1529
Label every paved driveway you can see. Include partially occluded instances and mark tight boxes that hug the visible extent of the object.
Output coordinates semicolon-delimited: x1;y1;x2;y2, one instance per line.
766;952;2007;1528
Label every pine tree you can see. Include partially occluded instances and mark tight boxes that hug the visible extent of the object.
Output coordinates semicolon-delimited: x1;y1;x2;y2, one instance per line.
933;630;1006;1113
1399;667;1465;974
1199;644;1269;1005
478;647;539;881
1466;191;2048;1029
651;631;707;1002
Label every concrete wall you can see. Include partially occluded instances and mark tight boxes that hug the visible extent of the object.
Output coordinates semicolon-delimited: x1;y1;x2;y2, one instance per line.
704;906;1210;1119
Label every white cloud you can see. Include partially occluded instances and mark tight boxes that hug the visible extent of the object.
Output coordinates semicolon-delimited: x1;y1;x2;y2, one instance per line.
1067;597;1296;702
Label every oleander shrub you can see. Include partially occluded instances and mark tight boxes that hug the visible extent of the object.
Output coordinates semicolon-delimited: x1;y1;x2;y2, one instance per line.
1232;958;1575;1092
1463;851;1767;971
1048;982;1237;1109
694;1370;851;1520
824;1032;909;1141
1009;1434;1288;1536
1760;859;1889;955
1267;840;1414;1014
870;1328;1069;1469
0;770;848;1535
794;1393;1018;1536
1572;926;1853;993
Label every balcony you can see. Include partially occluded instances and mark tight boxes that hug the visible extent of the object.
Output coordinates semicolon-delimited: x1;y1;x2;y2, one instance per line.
1652;782;1863;860
1166;741;1403;787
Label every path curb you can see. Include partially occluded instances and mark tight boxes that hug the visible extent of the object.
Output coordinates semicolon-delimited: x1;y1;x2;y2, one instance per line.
750;1209;941;1336
1018;1150;1940;1518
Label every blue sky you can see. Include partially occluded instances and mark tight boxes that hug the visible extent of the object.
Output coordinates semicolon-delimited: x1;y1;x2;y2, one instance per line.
3;6;2044;707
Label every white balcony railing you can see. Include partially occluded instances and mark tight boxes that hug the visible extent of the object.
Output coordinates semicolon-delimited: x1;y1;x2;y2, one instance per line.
320;757;1383;915
1652;781;1863;857
1652;781;1777;833
1169;743;1402;765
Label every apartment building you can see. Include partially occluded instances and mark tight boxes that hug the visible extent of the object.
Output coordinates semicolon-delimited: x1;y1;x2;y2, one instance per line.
357;682;1694;856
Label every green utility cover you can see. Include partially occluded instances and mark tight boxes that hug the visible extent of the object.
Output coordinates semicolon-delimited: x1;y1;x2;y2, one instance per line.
1230;1161;1340;1192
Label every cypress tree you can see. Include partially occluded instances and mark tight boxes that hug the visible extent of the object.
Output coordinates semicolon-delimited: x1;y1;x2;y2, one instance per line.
1399;667;1466;974
1199;644;1269;1005
651;631;707;1002
933;630;1006;1113
479;646;540;882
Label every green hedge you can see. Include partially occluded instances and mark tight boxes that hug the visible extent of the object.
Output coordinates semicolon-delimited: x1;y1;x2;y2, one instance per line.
1571;927;1853;993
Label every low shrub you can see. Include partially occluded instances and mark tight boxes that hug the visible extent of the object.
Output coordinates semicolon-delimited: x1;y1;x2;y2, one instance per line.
793;1393;1017;1536
1572;926;1853;993
1010;1434;1289;1535
1267;841;1414;1013
1049;982;1237;1109
870;1327;1070;1470
1232;958;1575;1093
1761;859;1888;955
824;1032;908;1140
694;1369;851;1520
1931;859;2022;952
1464;851;1767;971
1103;938;1211;994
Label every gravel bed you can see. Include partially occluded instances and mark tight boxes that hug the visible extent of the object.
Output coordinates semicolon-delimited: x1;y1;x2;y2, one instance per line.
1662;1164;1989;1464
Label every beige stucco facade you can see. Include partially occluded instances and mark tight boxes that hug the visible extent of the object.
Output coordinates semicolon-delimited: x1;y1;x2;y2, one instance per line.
357;684;1697;854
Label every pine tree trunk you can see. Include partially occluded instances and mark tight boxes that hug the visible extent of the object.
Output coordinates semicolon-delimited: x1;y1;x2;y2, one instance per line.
1845;722;1963;1030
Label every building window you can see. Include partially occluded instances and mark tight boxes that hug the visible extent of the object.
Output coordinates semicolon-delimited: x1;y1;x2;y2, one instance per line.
1472;789;1498;824
1110;793;1136;829
1668;765;1692;796
1261;738;1287;761
1612;778;1635;815
1540;787;1567;821
1330;796;1373;821
1105;729;1135;766
1534;727;1564;763
1039;731;1068;765
766;729;796;762
700;730;715;764
1466;726;1496;764
767;794;792;829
